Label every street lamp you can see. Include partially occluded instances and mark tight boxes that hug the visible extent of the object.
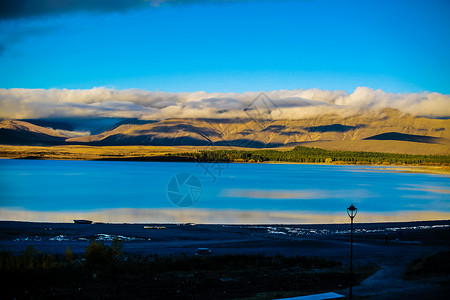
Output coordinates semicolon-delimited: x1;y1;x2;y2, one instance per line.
347;203;357;300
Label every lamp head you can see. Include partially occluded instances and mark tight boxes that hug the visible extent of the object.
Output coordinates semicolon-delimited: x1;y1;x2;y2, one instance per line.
347;203;357;219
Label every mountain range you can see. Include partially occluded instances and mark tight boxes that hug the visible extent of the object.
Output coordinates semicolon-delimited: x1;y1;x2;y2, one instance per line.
1;108;449;155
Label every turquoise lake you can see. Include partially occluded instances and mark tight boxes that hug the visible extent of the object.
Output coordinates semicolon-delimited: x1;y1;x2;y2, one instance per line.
0;159;449;223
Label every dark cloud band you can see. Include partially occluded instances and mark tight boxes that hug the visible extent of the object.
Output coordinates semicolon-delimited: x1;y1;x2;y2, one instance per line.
0;0;251;20
0;0;151;20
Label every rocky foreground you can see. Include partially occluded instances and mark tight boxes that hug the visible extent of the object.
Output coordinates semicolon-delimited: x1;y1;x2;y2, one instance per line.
1;220;449;299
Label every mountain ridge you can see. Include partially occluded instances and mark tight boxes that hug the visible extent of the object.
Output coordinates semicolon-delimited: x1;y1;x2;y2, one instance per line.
1;108;449;154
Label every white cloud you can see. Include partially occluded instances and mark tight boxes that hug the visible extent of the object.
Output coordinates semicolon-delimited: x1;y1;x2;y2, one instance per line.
0;87;449;120
52;129;91;138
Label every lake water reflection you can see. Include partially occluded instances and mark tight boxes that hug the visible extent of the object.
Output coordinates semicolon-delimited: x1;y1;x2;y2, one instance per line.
0;159;449;223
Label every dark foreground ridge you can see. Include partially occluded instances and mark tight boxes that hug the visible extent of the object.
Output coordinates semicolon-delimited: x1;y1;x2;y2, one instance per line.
0;220;449;299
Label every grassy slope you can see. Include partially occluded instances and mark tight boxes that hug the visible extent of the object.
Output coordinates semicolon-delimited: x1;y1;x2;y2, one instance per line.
300;140;450;155
0;145;258;160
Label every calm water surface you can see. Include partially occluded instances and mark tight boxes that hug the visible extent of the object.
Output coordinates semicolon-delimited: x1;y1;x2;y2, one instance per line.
0;159;449;222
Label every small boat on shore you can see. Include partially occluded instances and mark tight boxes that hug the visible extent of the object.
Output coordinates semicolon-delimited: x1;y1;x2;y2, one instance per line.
73;220;93;224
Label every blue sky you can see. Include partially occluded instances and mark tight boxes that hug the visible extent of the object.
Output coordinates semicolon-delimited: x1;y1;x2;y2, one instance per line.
0;0;449;94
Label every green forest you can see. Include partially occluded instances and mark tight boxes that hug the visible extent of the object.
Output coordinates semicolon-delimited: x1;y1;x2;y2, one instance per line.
169;146;450;166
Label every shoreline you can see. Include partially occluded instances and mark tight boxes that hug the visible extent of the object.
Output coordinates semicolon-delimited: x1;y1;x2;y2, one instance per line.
0;219;450;227
2;155;449;176
1;218;449;226
1;151;449;176
261;161;450;175
1;207;450;225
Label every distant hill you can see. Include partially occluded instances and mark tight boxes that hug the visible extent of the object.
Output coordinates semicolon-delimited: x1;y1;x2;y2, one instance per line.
0;120;67;145
1;108;449;154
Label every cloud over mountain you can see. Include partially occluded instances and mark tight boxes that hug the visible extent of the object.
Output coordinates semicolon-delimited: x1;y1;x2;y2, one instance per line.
0;87;449;121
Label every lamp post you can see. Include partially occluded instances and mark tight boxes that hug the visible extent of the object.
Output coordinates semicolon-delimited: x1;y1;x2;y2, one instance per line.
347;203;357;300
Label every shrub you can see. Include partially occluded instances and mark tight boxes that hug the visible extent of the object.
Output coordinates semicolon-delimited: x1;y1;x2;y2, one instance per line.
22;245;36;270
85;240;113;265
0;251;17;271
111;237;123;256
65;246;73;262
85;237;123;265
405;251;450;280
41;253;60;270
0;246;61;271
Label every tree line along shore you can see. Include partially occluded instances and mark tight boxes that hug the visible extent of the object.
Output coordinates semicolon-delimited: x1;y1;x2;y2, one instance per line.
169;146;450;166
0;145;449;168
